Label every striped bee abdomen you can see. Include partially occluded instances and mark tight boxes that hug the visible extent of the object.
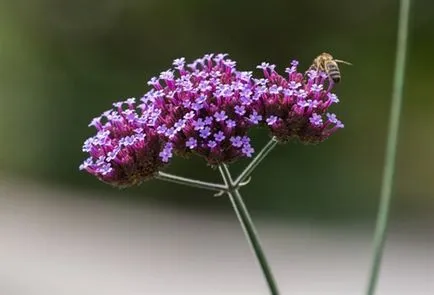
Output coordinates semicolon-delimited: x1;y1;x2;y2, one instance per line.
326;62;341;83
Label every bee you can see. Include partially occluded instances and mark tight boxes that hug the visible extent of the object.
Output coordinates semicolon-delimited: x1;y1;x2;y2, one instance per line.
308;52;352;83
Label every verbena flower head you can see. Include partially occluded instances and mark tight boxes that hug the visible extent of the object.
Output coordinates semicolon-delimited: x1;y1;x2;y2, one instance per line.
80;97;169;187
147;53;262;164
257;60;344;144
80;53;345;186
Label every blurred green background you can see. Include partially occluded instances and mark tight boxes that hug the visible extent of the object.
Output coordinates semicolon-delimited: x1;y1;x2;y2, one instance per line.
1;0;433;221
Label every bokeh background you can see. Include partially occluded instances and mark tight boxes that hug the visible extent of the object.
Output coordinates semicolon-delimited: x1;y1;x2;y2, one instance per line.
0;0;433;294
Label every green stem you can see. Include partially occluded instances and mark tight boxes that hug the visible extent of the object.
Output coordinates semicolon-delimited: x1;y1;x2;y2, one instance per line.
234;138;278;187
219;164;280;295
366;0;410;294
156;171;227;192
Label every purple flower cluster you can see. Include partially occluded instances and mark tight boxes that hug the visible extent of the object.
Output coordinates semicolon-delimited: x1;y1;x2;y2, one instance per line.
79;97;167;187
149;53;262;164
257;60;344;143
80;54;344;186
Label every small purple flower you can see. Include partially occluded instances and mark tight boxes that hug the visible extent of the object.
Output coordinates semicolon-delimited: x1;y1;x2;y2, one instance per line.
335;120;344;128
182;100;192;108
199;126;211;138
134;127;144;134
88;117;102;129
241;143;254;157
240;96;252;106
213;53;228;63
174;119;186;131
222;86;234;98
254;78;267;86
186;137;197;149
269;85;281;95
225;119;236;128
203;116;213;125
283;89;294;97
327;93;339;103
285;67;296;74
230;136;243;148
311;83;323;93
147;76;159;86
214;111;228;122
198;81;212;92
256;85;268;95
241;87;253;97
207;140;217;148
203;53;214;60
238;71;253;81
79;157;93;171
123;109;136;121
120;136;135;146
241;136;250;145
248;111;262;124
252;92;261;101
126;97;136;106
256;62;270;70
326;113;338;124
319;72;328;79
297;89;308;99
307;70;318;80
307;99;320;109
135;133;146;141
193;118;205;130
191;102;203;111
98;163;113;176
214;131;226;142
232;81;244;91
235;105;246;116
309;113;323;127
173;57;185;67
223;59;236;69
82;139;92;152
159;143;173;162
184;111;195;120
165;127;177;139
266;115;278;126
157;124;168;134
113;101;123;109
106;148;120;162
289;81;301;90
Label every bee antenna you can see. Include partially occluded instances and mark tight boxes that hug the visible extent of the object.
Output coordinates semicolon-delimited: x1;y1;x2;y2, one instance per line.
335;59;353;66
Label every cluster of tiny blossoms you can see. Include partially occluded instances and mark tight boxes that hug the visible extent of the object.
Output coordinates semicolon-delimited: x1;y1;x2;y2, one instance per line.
80;53;344;187
79;97;169;187
256;61;343;143
150;53;262;164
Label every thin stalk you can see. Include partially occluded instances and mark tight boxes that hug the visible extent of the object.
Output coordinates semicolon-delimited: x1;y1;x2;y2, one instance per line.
156;171;227;192
366;0;411;294
219;164;280;295
234;138;278;187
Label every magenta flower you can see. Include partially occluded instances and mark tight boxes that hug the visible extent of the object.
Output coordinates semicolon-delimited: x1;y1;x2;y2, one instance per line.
257;62;344;144
147;53;263;164
80;98;169;187
80;53;345;186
